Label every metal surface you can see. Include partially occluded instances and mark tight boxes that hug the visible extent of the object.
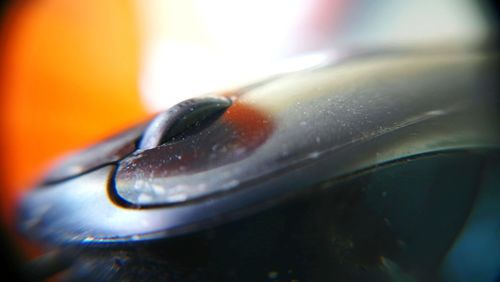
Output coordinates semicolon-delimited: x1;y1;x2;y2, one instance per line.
19;49;500;244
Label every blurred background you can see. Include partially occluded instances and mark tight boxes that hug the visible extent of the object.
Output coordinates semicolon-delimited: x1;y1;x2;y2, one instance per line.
0;0;498;279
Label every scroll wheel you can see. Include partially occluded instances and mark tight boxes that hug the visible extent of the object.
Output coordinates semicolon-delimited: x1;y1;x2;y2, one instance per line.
138;96;232;150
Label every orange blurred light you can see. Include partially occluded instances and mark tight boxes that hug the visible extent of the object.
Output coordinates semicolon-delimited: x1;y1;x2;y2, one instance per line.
0;0;148;227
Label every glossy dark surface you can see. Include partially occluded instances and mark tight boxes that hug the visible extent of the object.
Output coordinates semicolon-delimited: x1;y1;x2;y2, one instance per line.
18;49;500;245
42;123;146;184
115;50;500;207
117;99;274;206
56;151;500;282
138;96;232;150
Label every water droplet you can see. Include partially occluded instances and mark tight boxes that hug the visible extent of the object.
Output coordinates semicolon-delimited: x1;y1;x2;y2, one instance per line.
308;151;320;159
167;193;188;202
152;184;165;195
268;271;279;279
138;193;153;203
223;179;240;189
83;236;95;242
384;218;391;226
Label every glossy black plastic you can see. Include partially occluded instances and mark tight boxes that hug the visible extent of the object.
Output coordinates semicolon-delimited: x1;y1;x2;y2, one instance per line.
19;49;500;246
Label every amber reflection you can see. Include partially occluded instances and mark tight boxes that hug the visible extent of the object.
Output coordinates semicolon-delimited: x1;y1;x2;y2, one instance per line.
117;100;274;183
222;99;274;150
0;0;148;227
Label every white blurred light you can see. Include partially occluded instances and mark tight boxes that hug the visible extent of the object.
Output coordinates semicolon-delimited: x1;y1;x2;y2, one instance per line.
135;0;312;111
134;0;488;112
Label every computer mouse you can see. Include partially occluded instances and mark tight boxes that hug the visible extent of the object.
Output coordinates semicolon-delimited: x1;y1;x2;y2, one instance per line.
18;48;500;281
